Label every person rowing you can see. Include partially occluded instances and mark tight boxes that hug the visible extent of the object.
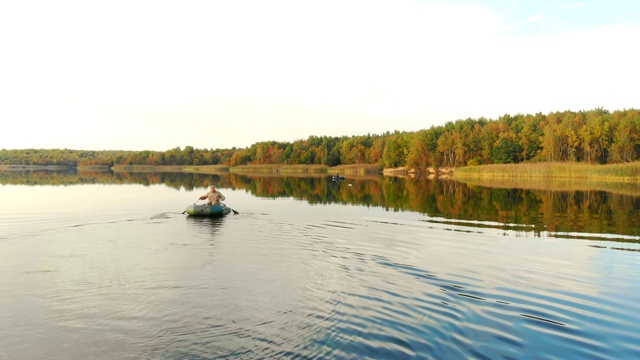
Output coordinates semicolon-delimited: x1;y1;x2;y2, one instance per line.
199;184;226;206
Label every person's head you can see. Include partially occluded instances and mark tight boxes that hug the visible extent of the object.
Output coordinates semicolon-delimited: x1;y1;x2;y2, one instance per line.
210;185;216;191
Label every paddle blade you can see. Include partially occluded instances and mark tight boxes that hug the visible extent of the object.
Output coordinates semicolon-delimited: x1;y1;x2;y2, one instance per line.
221;201;239;214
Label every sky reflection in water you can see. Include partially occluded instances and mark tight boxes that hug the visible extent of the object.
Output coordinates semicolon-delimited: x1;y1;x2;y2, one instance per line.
0;171;639;359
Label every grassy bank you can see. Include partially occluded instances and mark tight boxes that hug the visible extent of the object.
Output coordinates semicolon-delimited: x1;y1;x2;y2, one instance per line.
453;162;640;195
230;164;382;175
0;165;72;170
330;164;383;175
10;162;640;183
231;164;328;174
111;165;230;173
110;164;383;176
459;176;640;196
454;162;640;182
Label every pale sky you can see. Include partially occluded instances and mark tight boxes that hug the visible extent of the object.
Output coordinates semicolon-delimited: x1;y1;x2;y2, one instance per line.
1;0;639;151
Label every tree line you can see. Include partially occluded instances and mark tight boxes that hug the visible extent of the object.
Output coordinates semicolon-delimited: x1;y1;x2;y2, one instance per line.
2;108;639;168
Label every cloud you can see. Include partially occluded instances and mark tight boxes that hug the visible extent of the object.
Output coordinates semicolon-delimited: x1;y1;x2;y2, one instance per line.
526;15;545;23
565;2;587;9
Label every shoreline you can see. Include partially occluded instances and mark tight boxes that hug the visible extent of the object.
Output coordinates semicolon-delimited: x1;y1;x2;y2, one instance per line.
0;165;73;170
3;162;639;195
453;162;640;182
2;162;639;182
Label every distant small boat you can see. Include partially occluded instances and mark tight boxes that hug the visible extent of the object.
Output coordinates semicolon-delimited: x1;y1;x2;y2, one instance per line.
184;204;231;217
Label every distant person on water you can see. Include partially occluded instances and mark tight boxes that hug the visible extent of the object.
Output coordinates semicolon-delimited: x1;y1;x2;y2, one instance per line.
200;185;225;205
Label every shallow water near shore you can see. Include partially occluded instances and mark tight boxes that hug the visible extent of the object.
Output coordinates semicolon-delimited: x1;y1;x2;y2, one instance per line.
1;171;639;359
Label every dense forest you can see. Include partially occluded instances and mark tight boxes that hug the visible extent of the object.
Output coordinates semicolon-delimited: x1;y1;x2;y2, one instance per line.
2;108;639;168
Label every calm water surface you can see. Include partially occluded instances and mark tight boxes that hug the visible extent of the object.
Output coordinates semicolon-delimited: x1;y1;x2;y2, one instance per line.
1;171;639;359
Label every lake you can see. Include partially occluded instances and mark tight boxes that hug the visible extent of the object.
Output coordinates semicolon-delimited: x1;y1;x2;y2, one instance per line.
1;170;639;359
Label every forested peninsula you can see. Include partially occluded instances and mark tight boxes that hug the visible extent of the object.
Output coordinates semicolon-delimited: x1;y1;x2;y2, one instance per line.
2;108;639;173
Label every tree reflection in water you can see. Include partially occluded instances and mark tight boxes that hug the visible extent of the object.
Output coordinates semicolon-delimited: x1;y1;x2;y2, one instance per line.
2;169;639;238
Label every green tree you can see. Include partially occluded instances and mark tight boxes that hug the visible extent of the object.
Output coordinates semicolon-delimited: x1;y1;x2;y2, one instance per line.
382;131;408;168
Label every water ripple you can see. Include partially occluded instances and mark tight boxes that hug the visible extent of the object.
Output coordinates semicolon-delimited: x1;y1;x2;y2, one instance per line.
3;199;640;359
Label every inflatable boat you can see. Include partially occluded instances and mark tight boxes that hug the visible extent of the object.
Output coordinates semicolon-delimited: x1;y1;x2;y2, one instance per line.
184;204;231;217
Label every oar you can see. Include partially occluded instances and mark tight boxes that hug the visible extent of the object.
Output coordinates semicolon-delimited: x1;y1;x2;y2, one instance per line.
221;201;239;214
